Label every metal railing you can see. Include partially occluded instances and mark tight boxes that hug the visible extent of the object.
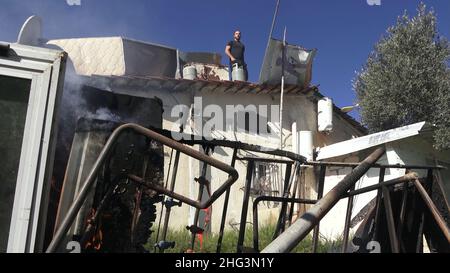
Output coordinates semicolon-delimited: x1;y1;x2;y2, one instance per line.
46;123;238;253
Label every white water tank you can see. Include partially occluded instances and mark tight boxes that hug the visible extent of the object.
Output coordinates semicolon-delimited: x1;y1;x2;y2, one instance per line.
318;97;333;132
299;131;314;161
183;64;197;80
232;63;245;81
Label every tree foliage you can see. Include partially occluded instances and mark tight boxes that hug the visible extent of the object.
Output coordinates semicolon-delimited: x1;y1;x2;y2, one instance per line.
354;3;450;150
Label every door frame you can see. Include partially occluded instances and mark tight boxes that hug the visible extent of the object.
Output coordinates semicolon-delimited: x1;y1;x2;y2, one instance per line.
0;42;66;252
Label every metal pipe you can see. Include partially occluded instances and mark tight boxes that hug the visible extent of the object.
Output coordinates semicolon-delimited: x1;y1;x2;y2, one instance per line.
238;157;293;164
151;126;306;163
273;163;292;238
261;147;386;253
396;181;409;252
47;123;238;253
190;147;210;250
153;148;174;252
413;179;450;243
259;0;281;81
288;167;301;226
373;168;385;242
304;161;445;170
312;165;326;253
382;186;400;253
160;150;181;252
253;196;317;252
237;161;254;253
344;172;418;198
216;148;237;253
341;184;355;253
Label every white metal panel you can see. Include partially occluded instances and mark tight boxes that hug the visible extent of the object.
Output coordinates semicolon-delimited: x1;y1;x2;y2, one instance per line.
316;122;428;160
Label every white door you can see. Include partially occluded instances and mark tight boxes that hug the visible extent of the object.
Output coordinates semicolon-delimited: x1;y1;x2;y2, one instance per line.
0;42;66;252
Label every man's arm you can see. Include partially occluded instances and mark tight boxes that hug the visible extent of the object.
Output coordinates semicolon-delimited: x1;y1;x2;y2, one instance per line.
225;45;236;62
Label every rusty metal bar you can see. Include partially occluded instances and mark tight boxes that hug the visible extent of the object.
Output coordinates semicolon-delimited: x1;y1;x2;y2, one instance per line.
397;181;409;252
273;164;293;238
312;165;326;253
237;161;255;253
153;126;306;163
416;212;426;253
153;148;174;252
382;185;400;253
341;184;355;253
373;168;386;242
262;147;386;253
237;157;293;164
190;147;210;250
288;167;301;226
413;179;450;244
160;150;181;253
344;173;418;198
305;161;445;170
253;196;317;252
46;123;238;253
216;148;238;253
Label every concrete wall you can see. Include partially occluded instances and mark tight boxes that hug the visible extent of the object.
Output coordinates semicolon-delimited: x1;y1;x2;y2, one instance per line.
132;87;366;236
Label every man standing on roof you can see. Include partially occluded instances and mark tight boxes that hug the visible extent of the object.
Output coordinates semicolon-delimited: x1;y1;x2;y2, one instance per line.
225;30;248;81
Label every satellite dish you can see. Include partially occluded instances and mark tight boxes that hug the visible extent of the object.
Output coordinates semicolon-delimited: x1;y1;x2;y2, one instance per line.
17;15;43;46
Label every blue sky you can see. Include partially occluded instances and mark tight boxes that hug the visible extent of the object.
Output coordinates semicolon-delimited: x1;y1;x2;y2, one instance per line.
0;0;449;120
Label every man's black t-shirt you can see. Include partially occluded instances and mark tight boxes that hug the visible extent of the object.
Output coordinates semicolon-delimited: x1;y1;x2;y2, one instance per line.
227;40;245;64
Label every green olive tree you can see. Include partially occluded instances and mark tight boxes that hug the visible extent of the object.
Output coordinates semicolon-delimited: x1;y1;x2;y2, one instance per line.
354;3;450;150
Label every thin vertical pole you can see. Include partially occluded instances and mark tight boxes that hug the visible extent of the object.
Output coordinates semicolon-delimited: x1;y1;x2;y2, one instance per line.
190;147;210;250
341;184;356;253
159;150;181;253
216;148;238;253
259;0;281;81
237;160;255;253
312;165;326;253
273;163;293;239
373;168;386;241
382;186;400;253
279;26;287;151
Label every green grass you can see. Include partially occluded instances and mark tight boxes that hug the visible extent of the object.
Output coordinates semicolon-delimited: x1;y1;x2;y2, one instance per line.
145;224;344;253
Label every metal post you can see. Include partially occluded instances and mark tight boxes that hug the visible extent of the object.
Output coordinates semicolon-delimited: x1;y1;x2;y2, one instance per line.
397;181;409;252
160;150;181;253
262;147;386;253
153;148;174;252
288;167;301;226
382;185;400;253
373;168;385;241
341;184;356;253
312;165;326;253
259;0;281;81
216;148;238;253
237;160;255;253
273;163;292;238
413;179;450;243
190;147;210;250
